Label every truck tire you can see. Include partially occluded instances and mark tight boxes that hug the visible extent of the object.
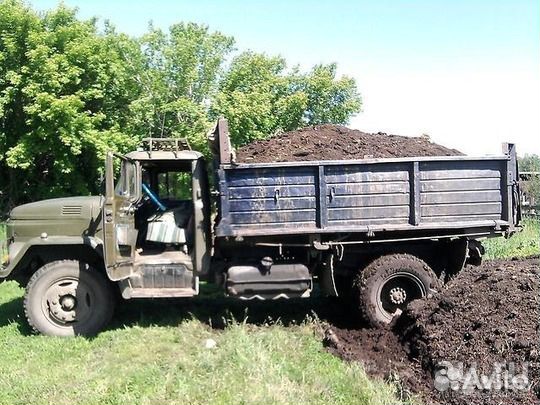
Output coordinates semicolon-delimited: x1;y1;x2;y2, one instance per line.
24;260;115;337
354;254;441;327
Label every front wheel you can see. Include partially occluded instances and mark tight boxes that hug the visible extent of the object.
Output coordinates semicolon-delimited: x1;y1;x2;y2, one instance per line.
24;260;115;336
354;254;441;327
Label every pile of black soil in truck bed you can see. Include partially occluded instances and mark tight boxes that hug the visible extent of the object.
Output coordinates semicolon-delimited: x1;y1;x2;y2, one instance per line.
324;256;539;405
235;124;463;162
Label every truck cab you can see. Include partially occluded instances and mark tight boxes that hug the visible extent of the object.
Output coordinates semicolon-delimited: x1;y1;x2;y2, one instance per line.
103;139;212;299
0;137;214;336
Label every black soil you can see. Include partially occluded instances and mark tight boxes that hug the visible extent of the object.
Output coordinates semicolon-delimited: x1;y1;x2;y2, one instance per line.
324;257;539;405
236;124;463;163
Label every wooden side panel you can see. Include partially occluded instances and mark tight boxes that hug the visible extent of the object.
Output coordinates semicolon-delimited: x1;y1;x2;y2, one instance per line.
419;160;504;223
215;157;510;237
219;167;318;233
325;164;411;227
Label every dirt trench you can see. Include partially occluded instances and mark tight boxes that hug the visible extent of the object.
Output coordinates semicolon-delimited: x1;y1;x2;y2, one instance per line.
324;256;539;405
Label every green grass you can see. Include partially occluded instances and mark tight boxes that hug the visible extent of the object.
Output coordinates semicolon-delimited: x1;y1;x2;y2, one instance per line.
483;217;540;260
0;282;411;405
1;219;536;405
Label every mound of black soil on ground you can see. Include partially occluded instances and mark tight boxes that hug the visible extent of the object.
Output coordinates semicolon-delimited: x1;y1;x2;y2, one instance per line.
236;124;463;163
324;256;539;405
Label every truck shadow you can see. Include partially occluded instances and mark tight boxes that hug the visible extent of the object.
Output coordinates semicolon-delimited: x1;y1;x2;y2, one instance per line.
0;296;33;335
0;288;364;336
110;293;362;332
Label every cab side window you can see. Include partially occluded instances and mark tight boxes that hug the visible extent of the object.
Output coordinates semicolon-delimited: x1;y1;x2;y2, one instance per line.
115;160;138;199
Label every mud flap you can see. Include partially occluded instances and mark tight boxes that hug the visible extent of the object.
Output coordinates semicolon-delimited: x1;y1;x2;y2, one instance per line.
320;254;338;297
445;238;468;276
466;239;484;266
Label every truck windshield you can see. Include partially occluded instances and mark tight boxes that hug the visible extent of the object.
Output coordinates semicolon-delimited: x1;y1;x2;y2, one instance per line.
115;160;137;199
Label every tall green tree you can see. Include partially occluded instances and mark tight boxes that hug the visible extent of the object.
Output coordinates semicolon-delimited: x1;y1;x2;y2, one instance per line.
1;1;362;211
0;2;234;210
213;51;362;146
126;22;234;152
302;63;362;124
0;1;140;209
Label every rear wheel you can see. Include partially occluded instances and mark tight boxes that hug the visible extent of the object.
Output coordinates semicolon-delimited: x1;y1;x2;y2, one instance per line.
354;254;441;327
24;260;115;336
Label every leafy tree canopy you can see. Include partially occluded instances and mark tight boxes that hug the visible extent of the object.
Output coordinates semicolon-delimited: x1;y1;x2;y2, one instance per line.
519;154;540;172
519;154;540;207
0;0;361;211
0;1;141;207
213;52;361;146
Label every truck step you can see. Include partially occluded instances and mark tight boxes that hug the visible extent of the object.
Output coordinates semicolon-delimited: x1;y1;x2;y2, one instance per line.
121;285;197;299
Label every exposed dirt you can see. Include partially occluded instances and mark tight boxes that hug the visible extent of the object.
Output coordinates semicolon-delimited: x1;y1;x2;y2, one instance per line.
236;124;463;163
324;256;539;405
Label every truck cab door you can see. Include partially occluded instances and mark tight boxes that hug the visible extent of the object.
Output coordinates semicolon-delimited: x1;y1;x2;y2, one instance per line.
191;157;212;276
103;152;141;281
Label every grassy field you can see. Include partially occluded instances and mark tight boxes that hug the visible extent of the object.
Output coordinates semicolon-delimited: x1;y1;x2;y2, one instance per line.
0;219;536;405
483;217;539;259
0;281;409;405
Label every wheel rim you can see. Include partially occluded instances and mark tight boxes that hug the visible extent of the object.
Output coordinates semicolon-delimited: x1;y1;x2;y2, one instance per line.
376;271;427;322
41;276;94;327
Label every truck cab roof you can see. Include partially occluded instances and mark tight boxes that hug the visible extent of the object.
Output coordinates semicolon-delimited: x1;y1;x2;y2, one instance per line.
125;150;204;162
125;137;204;167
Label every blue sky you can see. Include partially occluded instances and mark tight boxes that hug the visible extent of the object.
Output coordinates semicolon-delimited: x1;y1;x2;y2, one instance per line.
33;0;540;155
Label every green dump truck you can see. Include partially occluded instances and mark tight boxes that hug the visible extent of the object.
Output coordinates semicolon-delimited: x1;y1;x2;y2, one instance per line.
0;119;521;336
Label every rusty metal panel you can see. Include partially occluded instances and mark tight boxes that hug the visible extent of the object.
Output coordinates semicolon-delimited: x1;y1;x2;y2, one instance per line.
327;217;411;226
328;206;411;220
229;197;316;212
421;214;502;223
230;210;316;224
419;160;505;224
226;168;315;187
215;153;514;238
329;181;409;195
329;194;410;207
421;190;502;204
325;168;409;183
421;202;502;217
421;178;501;192
228;184;314;199
410;162;421;225
325;163;411;227
317;166;328;228
218;166;318;234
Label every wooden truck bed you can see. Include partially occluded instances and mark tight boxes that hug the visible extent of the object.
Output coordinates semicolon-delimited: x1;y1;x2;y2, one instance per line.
210;120;520;239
